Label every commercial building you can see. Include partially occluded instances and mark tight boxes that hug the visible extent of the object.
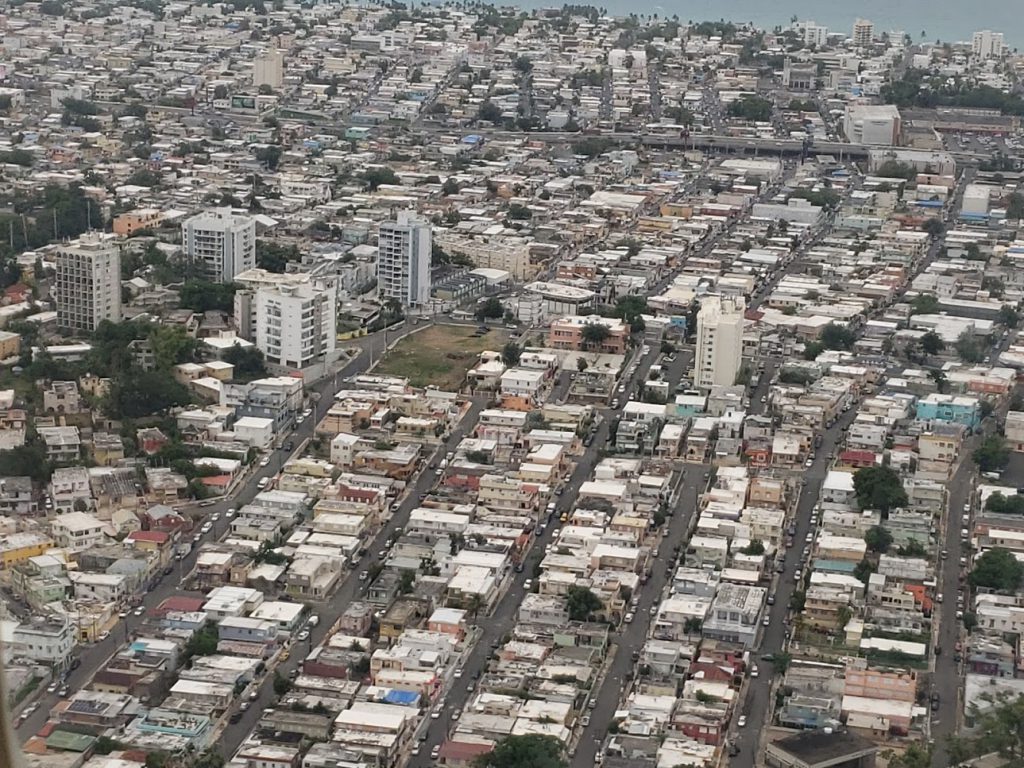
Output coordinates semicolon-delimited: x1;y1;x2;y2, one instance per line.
695;295;745;390
55;233;122;332
182;208;256;283
972;30;1004;59
843;105;901;146
377;211;431;308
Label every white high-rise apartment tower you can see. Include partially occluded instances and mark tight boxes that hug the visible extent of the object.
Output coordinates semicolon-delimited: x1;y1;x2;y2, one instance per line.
852;19;874;48
182;208;256;283
972;30;1004;59
695;295;745;390
55;233;122;332
377;211;432;308
255;282;336;370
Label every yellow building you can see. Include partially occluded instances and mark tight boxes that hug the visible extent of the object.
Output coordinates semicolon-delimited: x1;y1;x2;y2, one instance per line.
0;532;52;569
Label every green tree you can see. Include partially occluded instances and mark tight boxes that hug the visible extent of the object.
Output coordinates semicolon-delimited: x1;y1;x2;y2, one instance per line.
727;95;773;121
853;466;908;513
256;240;300;273
853;558;876;584
576;357;589;373
998;305;1021;328
819;322;856;350
475;297;504;321
615;295;647;325
1007;192;1024;220
581;322;611;349
565;585;602;620
919;330;945;357
477;100;503;123
740;539;765;556
179;281;238;312
970;548;1024;591
361;168;400;190
272;670;292;696
864;525;894;553
910;294;939;315
222;346;267;380
149;325;197;370
474;735;567;768
802;341;825;360
502;342;522;366
398;569;415;594
954;330;985;363
974;435;1010;473
105;370;191;420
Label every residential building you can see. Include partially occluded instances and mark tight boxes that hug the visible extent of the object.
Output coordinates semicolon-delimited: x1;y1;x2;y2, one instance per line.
547;315;629;354
695;295;745;389
972;30;1004;59
182;208;256;283
851;18;874;47
377;211;432;308
255;282;337;369
55;233;122;332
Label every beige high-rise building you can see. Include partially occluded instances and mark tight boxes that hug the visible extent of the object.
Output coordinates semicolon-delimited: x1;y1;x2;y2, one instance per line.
253;50;284;90
55;233;122;332
852;19;874;48
182;208;256;284
695;295;745;390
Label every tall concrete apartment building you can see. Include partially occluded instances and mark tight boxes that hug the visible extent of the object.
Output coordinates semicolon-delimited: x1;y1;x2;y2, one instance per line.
234;269;338;369
695;295;745;390
972;30;1004;59
851;19;874;48
55;233;122;332
377;212;431;308
182;208;256;283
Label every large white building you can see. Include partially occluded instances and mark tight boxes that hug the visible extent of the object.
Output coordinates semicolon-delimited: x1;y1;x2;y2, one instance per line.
255;282;336;370
377;211;431;308
55;233;122;332
972;30;1004;59
253;50;284;89
182;208;256;283
843;104;901;146
796;20;829;48
695;295;745;390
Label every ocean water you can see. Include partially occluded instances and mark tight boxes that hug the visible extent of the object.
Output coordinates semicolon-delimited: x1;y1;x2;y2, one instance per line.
510;0;1023;49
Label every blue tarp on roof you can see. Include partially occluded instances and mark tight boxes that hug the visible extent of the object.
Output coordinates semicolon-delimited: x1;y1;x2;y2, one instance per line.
462;134;483;144
384;690;419;706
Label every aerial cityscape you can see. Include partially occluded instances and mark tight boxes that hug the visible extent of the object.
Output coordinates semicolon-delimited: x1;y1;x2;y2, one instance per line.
3;4;1024;768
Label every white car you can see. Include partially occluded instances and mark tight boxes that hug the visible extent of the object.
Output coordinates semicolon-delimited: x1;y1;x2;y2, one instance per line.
737;715;747;727
750;665;759;678
624;612;634;624
454;668;464;679
259;457;271;468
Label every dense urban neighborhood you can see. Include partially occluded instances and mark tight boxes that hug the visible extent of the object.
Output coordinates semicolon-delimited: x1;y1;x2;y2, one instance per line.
3;4;1024;768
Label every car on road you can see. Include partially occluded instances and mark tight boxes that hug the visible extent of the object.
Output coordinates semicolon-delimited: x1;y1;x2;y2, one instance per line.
649;605;658;616
431;746;441;760
359;570;369;581
750;665;759;678
936;593;943;603
297;630;310;641
259;457;271;467
133;606;145;616
59;685;69;697
454;668;463;679
581;714;591;726
230;711;243;724
737;715;747;727
257;478;270;490
430;710;441;719
119;610;129;619
762;616;770;626
201;523;212;534
624;612;634;624
452;709;462;720
523;579;533;591
47;682;58;694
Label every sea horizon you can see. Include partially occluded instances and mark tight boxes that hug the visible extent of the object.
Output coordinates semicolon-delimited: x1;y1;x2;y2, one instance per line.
498;0;1022;49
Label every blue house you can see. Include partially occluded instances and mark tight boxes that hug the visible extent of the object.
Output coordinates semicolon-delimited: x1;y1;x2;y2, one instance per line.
915;393;981;429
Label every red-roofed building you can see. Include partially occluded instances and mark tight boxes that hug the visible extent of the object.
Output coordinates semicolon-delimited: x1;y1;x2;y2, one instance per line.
838;449;880;469
200;474;232;493
5;282;31;303
155;596;205;615
438;739;494;768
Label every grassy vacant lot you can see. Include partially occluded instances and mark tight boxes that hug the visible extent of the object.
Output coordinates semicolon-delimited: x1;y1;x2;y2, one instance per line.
375;324;510;390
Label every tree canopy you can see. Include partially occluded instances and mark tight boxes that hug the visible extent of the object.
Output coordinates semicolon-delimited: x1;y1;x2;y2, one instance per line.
970;548;1024;591
974;435;1010;473
581;322;611;348
565;585;602;620
474;735;567;768
179;281;238;313
853;466;908;513
819;322;856;351
864;525;894;554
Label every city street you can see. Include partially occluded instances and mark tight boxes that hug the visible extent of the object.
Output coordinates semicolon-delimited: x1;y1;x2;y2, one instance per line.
13;320;426;743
